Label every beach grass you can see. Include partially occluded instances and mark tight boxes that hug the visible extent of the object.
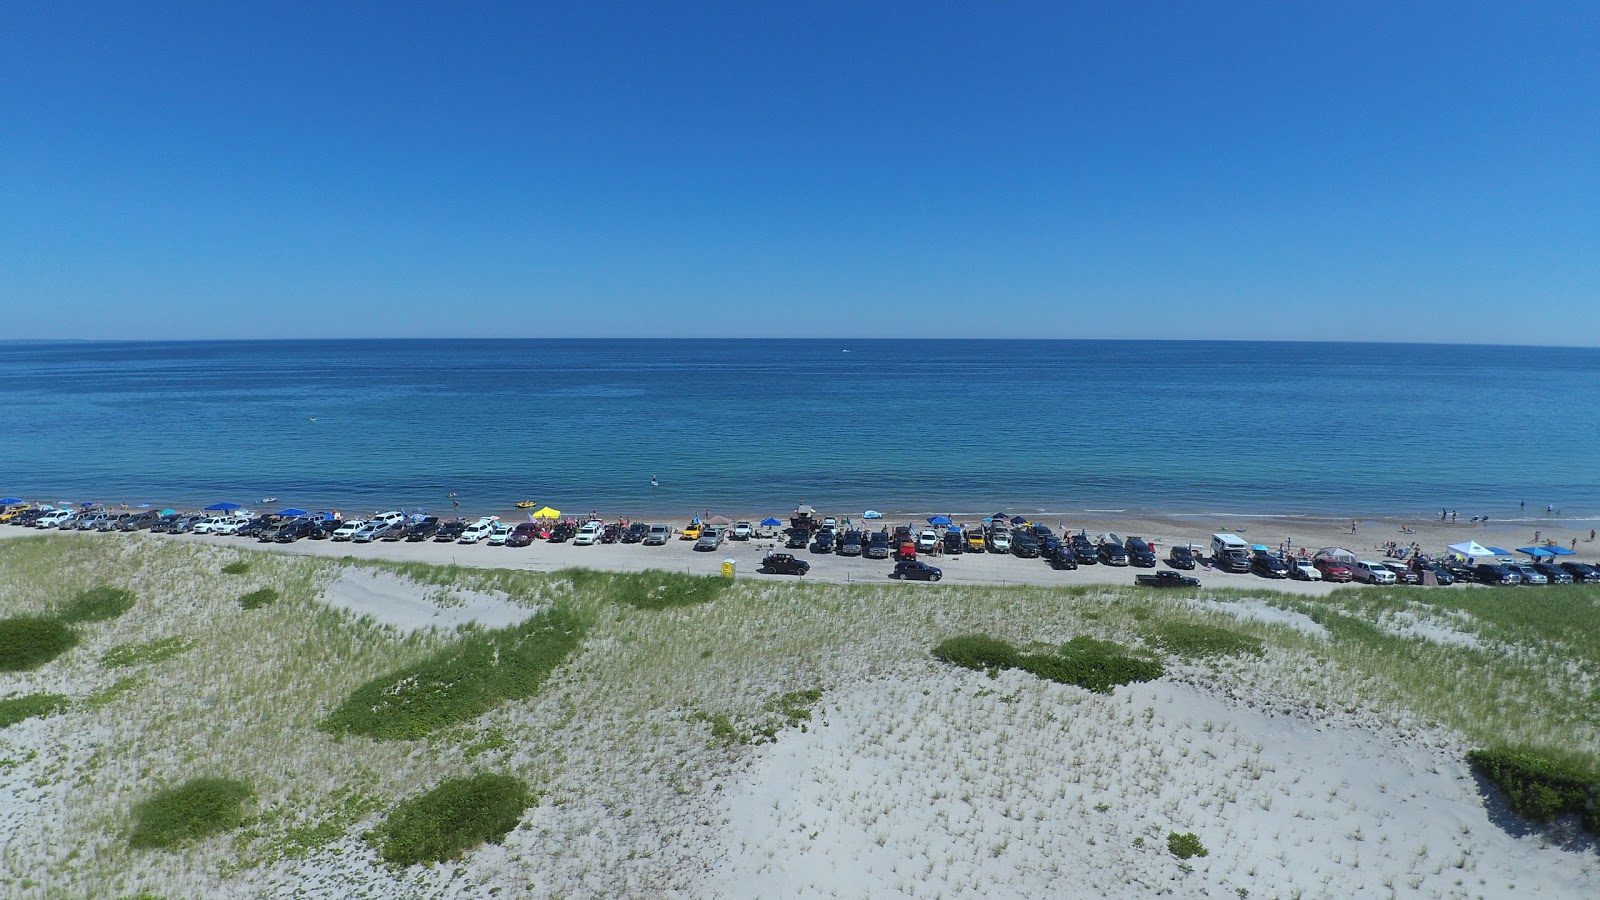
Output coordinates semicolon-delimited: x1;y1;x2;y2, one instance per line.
128;777;254;849
55;586;136;624
0;692;70;728
2;534;1599;895
370;773;535;866
0;616;79;671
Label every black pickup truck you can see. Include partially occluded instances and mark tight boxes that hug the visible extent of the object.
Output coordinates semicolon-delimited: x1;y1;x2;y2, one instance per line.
1135;570;1202;588
759;553;810;576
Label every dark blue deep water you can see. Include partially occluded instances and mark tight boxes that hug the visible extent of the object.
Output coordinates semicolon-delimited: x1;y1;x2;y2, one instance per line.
3;339;1598;521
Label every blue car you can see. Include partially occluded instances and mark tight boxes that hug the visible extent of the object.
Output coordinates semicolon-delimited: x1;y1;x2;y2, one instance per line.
892;560;943;582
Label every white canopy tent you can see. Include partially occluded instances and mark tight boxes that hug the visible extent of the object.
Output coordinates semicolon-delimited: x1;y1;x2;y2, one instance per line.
1312;547;1357;565
1447;541;1498;560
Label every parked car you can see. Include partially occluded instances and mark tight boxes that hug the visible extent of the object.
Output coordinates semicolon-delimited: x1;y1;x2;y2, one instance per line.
458;518;497;544
1136;570;1202;588
433;520;467;542
731;521;754;541
1098;542;1129;566
965;530;987;553
118;511;164;532
680;523;702;541
892;560;943;582
1381;561;1421;585
759;552;810;576
1011;533;1041;559
331;519;367;541
623;522;650;543
506;522;540;547
1351;560;1397;585
1287;557;1323;581
695;526;725;551
1050;543;1079;570
1313;557;1353;582
574;521;605;546
644;524;671;545
785;528;811;550
838;530;864;556
1559;562;1600;583
380;522;413;541
987;530;1012;554
1475;563;1521;585
1440;560;1477;584
600;523;622;544
35;510;74;529
547;521;577;543
1413;562;1454;585
1124;537;1158;567
809;530;835;554
352;521;393;543
1505;563;1548;586
275;519;320;543
866;532;892;559
1071;535;1098;565
1251;553;1289;579
943;531;965;554
406;517;442;541
1530;563;1573;585
212;517;251;535
917;530;940;554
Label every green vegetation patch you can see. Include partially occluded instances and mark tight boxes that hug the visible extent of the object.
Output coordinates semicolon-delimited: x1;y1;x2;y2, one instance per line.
608;570;730;610
56;586;136;623
238;587;279;610
933;633;1162;694
371;773;534;866
101;636;194;669
1168;831;1208;859
1145;622;1264;658
323;605;586;740
0;692;70;728
0;617;79;671
1468;747;1600;833
220;560;251;575
128;777;253;849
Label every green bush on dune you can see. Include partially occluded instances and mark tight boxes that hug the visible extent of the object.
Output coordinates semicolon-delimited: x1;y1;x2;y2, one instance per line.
238;587;279;610
933;633;1162;694
0;692;71;728
0;617;80;671
1468;747;1600;833
372;773;535;866
56;586;136;623
128;777;253;849
1144;622;1264;658
322;605;586;740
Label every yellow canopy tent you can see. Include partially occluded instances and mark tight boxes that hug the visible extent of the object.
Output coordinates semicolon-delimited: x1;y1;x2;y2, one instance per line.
532;506;561;519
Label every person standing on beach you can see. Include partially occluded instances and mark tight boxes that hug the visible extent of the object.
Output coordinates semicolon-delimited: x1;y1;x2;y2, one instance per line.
1450;511;1457;523
1351;520;1358;534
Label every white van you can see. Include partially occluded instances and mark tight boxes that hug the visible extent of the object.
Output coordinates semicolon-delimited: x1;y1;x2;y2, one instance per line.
1210;533;1250;572
37;510;74;529
1352;560;1397;585
370;510;407;527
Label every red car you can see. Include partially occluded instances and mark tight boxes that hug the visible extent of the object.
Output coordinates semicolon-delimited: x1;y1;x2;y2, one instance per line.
1313;557;1353;583
505;522;540;547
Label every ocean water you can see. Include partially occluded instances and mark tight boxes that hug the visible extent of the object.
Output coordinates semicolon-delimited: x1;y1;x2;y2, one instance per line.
2;339;1598;521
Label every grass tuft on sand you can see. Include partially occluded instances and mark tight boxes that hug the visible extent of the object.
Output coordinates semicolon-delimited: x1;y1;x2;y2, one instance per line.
0;692;70;728
56;586;136;623
238;587;279;610
371;773;535;866
128;777;254;850
322;605;586;740
1144;621;1264;658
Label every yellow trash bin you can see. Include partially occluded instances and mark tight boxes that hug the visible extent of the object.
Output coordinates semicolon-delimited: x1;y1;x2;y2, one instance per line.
721;559;736;578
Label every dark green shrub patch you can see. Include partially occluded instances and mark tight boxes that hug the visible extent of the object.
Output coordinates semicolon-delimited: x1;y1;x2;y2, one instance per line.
1145;622;1264;658
1168;831;1208;859
128;777;253;849
0;617;79;671
56;586;136;623
0;692;70;728
372;773;534;866
1468;748;1600;833
220;561;251;575
934;634;1162;693
238;588;279;610
322;605;585;740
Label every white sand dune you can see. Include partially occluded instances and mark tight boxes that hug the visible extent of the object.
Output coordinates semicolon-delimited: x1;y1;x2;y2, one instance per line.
318;567;534;633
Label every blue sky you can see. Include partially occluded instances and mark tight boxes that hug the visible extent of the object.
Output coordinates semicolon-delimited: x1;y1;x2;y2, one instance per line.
3;2;1596;342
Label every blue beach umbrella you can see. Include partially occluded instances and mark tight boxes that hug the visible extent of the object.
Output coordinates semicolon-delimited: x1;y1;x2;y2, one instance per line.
1009;515;1027;525
928;515;953;526
205;502;242;512
761;517;783;527
275;508;309;518
81;501;97;508
0;497;22;505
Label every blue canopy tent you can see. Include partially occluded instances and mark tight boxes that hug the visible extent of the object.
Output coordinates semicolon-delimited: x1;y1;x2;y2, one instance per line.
0;497;23;505
276;508;309;518
1547;546;1576;556
80;501;97;508
205;502;242;512
1009;515;1028;525
159;508;176;516
928;515;953;526
760;517;783;527
1485;546;1514;556
1517;546;1554;558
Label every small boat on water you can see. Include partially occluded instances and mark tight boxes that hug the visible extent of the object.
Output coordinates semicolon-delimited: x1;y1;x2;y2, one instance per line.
515;500;537;509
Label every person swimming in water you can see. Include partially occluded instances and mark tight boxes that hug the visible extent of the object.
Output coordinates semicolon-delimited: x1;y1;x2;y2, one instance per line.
650;474;659;487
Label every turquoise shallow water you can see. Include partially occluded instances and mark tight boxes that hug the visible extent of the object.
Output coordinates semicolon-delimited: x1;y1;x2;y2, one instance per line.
2;339;1598;521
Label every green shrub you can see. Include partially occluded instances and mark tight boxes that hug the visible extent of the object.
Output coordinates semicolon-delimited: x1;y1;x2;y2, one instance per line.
0;692;70;728
101;637;194;669
372;773;534;866
0;617;79;671
220;561;251;575
932;634;1021;671
1145;622;1264;658
128;777;253;849
1167;831;1208;859
238;587;279;610
1468;747;1600;832
322;605;586;740
609;571;729;610
934;634;1163;694
56;586;136;623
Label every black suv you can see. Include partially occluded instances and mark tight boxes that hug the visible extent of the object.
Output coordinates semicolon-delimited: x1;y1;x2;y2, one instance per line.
407;518;442;541
1250;553;1288;578
1475;563;1521;585
759;553;810;576
623;522;649;543
433;520;467;542
1167;545;1196;570
839;530;864;556
786;528;811;550
1050;543;1079;570
810;530;835;554
1124;537;1157;567
942;531;965;554
866;531;891;559
1097;542;1129;566
1071;535;1098;565
1011;533;1041;558
275;518;321;543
